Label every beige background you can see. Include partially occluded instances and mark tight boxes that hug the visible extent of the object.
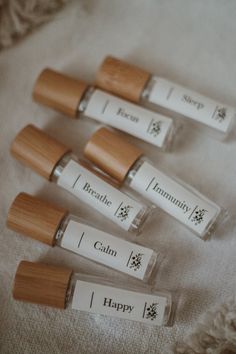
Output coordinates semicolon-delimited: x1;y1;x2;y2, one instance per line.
0;1;236;353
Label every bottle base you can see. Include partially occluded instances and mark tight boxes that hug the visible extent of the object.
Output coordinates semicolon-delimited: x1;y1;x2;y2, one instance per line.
128;204;155;235
162;119;184;152
201;207;229;241
142;251;163;284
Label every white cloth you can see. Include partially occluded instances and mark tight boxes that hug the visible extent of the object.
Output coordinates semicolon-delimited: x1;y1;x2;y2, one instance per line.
0;1;236;353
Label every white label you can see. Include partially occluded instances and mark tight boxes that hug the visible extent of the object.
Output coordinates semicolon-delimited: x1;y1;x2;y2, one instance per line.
57;160;143;231
85;89;173;148
61;220;154;279
130;162;220;237
71;280;167;325
149;78;235;133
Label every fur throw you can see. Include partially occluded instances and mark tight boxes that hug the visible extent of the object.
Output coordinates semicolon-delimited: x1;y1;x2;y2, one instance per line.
0;0;70;49
172;297;236;354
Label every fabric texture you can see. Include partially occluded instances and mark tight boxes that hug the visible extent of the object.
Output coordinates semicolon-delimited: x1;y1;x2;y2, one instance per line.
0;1;236;353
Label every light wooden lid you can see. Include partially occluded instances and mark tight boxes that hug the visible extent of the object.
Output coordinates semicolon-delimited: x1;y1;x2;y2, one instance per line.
10;124;71;180
96;56;151;103
33;68;88;118
84;127;143;183
7;193;68;246
13;261;72;309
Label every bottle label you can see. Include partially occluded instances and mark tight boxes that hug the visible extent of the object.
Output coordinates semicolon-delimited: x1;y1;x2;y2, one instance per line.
57;160;143;231
149;78;235;133
85;89;173;148
130;161;220;237
71;280;167;325
61;220;154;279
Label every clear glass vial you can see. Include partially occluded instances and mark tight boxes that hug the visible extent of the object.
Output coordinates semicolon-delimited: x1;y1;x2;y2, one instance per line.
7;193;158;282
84;127;227;240
13;261;176;327
10;124;151;234
96;56;236;140
33;68;179;151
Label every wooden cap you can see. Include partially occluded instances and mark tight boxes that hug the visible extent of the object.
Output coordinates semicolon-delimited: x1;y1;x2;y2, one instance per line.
84;127;143;183
13;261;72;309
7;193;68;246
33;68;88;118
96;56;151;103
10;125;71;180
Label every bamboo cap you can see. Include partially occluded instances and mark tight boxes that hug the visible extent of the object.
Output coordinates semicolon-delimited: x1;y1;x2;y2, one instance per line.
84;127;143;183
13;261;72;309
10;125;71;180
7;193;68;246
33;68;88;118
96;56;151;103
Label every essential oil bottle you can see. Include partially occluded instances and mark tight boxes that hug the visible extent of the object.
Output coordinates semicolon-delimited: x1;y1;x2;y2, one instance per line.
84;127;227;240
96;56;235;140
10;124;152;234
32;68;179;150
7;193;158;281
13;261;176;326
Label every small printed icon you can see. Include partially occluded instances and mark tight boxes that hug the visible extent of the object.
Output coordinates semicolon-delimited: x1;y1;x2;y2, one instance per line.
191;208;207;225
129;253;143;271
117;205;132;221
148;120;162;137
215;107;226;122
145;303;158;321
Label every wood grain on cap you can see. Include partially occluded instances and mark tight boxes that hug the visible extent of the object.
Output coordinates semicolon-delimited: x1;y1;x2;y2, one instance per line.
96;56;150;103
33;68;88;118
84;127;143;183
13;261;72;309
7;192;68;246
10;124;71;180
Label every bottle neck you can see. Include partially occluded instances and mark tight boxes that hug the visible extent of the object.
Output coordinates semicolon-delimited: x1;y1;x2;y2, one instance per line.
54;213;71;246
51;152;78;183
125;156;148;186
140;75;156;103
77;86;95;116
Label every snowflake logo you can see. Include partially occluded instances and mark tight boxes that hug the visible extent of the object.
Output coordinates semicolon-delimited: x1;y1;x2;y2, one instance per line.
148;120;162;137
145;303;158;320
129;253;143;271
215;107;226;122
191;208;207;225
117;205;132;221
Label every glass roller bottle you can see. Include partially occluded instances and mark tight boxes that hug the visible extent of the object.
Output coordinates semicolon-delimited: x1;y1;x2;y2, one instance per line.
13;261;176;327
84;127;227;240
96;56;235;140
33;68;180;150
7;192;158;282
